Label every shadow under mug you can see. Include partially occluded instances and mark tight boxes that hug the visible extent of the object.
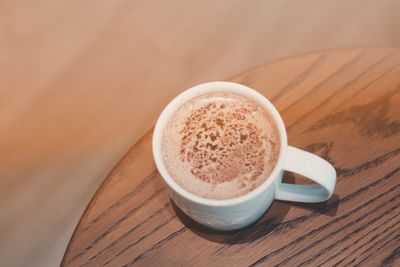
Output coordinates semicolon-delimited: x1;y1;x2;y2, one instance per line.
153;81;336;231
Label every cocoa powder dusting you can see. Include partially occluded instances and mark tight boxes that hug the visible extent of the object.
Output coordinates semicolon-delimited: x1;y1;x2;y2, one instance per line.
162;91;280;199
179;95;270;186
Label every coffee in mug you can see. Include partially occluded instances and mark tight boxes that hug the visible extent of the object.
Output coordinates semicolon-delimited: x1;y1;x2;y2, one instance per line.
161;91;280;200
153;82;336;230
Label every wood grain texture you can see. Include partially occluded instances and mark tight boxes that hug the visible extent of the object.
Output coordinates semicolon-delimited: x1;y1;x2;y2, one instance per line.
62;48;400;266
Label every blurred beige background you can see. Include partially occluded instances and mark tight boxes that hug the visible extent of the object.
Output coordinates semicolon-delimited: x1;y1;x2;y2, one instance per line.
1;0;399;266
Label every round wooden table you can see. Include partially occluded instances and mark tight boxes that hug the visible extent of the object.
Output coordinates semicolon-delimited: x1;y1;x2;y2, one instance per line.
62;48;400;266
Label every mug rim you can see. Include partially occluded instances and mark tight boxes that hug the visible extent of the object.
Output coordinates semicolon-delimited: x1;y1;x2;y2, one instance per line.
152;81;288;207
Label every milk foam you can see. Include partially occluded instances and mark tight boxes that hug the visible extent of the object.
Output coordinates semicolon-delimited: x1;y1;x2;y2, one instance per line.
162;92;280;200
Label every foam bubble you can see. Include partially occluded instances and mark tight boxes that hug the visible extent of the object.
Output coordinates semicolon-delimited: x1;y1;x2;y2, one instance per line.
162;91;280;200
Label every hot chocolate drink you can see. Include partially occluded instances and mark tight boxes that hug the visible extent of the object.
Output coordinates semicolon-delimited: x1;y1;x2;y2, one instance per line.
161;91;280;200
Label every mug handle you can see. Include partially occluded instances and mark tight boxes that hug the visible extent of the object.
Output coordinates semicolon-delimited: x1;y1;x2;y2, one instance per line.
275;146;337;203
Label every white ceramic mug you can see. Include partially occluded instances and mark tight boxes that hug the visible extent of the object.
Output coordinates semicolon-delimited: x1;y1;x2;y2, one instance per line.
153;81;336;231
